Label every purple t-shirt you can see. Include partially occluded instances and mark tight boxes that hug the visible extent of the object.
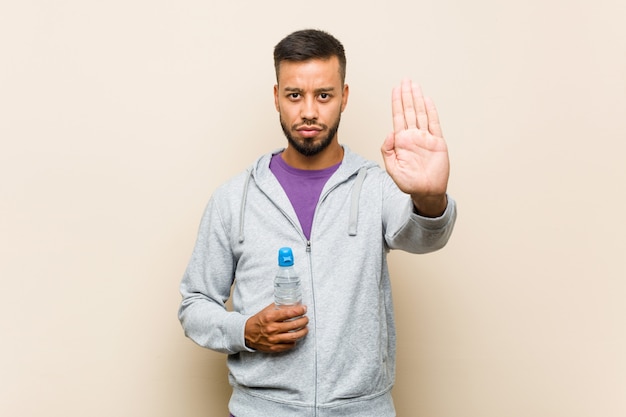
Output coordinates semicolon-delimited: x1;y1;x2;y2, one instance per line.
270;153;341;240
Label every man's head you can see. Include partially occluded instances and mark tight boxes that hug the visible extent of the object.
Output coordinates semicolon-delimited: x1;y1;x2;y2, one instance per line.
274;29;347;86
273;30;349;161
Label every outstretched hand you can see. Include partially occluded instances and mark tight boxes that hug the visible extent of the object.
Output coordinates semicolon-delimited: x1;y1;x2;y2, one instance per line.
381;79;450;217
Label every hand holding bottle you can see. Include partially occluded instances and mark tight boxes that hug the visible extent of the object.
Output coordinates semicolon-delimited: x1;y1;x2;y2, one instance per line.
244;303;308;353
244;247;308;352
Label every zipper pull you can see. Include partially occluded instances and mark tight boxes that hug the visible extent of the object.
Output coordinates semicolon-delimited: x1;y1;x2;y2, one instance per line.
306;241;311;252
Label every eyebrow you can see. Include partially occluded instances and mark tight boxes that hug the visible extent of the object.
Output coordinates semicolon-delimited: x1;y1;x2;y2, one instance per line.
284;86;336;94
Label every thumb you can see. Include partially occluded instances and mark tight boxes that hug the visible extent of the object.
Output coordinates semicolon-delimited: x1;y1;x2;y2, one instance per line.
380;132;395;157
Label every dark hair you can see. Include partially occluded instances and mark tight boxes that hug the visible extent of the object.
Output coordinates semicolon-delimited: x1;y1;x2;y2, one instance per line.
273;29;347;84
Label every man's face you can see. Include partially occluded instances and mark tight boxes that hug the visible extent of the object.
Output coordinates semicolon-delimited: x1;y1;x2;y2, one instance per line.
274;57;349;157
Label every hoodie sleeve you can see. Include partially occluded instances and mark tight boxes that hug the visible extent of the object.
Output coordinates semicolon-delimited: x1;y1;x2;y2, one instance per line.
382;174;457;254
178;195;253;354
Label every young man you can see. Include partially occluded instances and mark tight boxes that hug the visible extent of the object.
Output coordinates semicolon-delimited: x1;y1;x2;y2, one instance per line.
179;29;457;417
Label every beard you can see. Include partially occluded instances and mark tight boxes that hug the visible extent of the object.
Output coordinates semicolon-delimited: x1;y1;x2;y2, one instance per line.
279;113;341;157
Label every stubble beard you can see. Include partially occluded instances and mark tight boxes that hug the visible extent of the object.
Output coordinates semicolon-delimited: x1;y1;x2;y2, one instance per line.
279;113;341;157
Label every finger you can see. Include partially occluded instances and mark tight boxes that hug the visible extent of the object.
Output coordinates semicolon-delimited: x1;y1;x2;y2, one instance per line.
424;96;443;137
412;82;428;131
272;304;307;321
401;79;417;130
271;343;296;353
286;315;309;332
391;85;405;134
276;326;308;344
272;315;308;336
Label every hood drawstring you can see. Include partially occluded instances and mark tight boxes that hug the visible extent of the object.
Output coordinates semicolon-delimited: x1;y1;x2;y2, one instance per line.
348;167;367;236
238;170;253;243
238;166;368;242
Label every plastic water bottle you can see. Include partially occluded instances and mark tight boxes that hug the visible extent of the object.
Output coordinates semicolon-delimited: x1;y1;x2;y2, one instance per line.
274;247;302;308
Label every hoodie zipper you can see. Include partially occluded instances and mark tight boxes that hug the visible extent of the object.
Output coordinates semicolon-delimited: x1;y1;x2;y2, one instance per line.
305;239;318;416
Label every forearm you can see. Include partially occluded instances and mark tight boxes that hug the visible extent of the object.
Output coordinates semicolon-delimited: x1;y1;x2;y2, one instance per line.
386;195;457;254
179;292;252;354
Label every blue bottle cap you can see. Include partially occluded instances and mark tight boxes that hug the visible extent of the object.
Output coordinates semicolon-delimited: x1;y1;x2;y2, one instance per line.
278;247;294;267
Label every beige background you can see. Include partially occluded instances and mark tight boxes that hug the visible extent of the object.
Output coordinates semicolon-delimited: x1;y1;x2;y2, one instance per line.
1;0;625;416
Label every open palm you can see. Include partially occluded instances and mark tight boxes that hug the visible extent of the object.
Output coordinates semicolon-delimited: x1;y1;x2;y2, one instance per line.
381;80;450;212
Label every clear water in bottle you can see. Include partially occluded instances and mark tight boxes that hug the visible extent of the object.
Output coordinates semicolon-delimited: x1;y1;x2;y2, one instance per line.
274;247;301;308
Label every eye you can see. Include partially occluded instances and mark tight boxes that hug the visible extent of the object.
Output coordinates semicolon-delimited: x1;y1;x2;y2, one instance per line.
288;93;300;100
319;93;331;101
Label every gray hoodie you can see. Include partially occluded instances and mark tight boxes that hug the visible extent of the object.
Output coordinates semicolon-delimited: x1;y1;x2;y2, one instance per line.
179;146;457;417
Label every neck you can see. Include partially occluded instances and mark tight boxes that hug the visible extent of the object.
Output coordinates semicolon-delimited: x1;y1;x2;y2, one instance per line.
281;141;344;170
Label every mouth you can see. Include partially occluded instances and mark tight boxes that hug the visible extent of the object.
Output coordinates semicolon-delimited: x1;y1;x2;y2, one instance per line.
295;125;323;138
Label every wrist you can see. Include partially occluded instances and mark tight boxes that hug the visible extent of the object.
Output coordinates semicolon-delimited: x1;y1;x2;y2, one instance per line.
411;194;447;218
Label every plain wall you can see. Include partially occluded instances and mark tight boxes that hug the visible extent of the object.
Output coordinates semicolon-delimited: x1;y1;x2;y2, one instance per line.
1;1;625;416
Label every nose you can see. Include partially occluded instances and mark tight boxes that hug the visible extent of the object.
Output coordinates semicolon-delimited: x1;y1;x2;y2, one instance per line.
300;96;318;121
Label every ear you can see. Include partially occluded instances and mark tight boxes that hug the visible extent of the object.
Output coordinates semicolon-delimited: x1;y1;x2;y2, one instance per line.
341;84;349;112
273;84;280;111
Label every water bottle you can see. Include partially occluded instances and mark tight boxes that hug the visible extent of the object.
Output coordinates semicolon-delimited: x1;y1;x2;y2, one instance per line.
274;247;302;308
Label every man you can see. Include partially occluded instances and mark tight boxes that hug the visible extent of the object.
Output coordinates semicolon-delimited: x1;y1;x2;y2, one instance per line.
179;29;456;417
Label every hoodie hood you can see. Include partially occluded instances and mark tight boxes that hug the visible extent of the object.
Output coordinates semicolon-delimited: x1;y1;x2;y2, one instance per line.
238;145;377;243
